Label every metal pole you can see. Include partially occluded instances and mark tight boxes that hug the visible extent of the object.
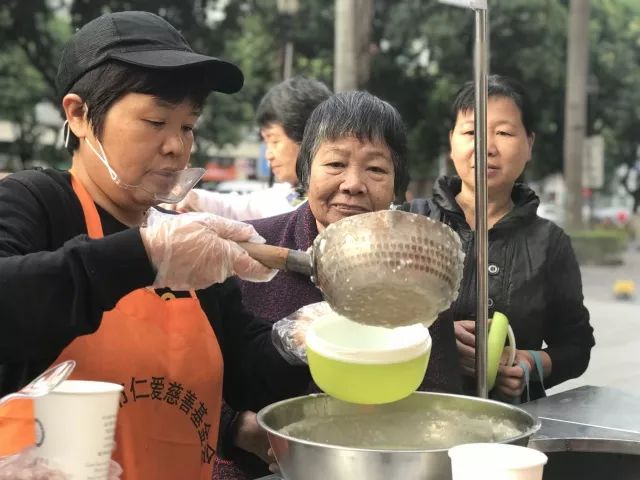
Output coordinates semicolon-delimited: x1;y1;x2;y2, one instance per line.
437;0;489;398
474;6;489;399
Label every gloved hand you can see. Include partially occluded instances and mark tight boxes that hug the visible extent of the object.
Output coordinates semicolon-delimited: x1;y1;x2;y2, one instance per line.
140;211;276;290
0;446;123;479
271;302;332;365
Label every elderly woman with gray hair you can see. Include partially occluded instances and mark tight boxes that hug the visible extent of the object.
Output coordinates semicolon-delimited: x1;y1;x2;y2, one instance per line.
214;91;462;480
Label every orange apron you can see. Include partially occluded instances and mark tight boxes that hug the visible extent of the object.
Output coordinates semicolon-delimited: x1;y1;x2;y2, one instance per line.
0;173;223;480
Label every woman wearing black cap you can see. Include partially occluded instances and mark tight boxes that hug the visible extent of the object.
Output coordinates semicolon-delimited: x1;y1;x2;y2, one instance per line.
0;11;308;479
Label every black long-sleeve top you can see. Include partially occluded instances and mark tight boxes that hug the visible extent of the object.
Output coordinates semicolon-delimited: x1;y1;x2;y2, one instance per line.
0;168;308;412
405;176;595;400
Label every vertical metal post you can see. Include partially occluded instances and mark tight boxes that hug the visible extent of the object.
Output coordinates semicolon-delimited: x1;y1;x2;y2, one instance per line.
474;6;489;399
437;0;490;398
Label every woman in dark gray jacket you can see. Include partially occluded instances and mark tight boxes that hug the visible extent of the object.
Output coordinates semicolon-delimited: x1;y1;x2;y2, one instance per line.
407;75;594;402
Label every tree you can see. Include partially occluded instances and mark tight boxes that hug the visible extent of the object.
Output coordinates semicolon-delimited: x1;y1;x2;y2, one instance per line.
2;0;640;190
588;0;640;179
367;0;568;180
0;0;67;105
0;46;47;169
366;0;640;187
0;0;279;167
0;5;70;168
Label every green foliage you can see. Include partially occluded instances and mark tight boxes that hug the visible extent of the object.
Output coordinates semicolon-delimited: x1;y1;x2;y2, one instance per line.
0;2;71;168
588;0;640;172
0;48;36;161
0;44;59;169
0;0;639;185
192;7;279;165
572;227;630;241
366;0;640;182
368;0;569;179
570;227;629;265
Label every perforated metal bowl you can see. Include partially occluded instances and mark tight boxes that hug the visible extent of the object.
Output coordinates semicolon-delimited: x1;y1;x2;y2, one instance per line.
241;210;464;328
313;210;464;327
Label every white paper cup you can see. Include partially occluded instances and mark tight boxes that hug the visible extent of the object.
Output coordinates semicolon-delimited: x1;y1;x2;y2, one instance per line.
449;443;548;480
34;380;123;480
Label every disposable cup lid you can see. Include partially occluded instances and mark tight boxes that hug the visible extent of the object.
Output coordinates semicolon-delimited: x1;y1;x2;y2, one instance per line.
448;443;548;470
51;380;124;395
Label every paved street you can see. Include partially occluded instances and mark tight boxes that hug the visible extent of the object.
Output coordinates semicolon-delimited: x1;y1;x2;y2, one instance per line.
548;244;640;397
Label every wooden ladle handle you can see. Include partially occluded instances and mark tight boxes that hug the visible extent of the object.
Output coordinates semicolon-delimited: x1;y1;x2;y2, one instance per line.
238;242;292;270
238;242;314;276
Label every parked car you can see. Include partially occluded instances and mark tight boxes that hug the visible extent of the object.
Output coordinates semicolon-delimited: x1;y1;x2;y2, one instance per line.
591;204;632;227
537;202;623;228
537;203;589;227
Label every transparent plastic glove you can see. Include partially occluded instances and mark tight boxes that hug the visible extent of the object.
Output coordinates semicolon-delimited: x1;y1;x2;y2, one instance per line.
140;210;277;290
0;447;122;479
272;302;333;365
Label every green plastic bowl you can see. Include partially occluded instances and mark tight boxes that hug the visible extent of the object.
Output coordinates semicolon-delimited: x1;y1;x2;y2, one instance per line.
487;312;516;391
305;314;431;404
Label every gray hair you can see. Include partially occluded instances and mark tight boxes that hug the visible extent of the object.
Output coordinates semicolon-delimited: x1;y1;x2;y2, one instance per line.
256;76;331;142
296;90;409;199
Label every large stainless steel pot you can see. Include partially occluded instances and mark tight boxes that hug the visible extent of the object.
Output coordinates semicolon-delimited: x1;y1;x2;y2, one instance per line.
257;392;540;480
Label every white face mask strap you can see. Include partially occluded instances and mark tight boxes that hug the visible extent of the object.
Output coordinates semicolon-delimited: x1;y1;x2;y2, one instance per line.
85;136;118;182
61;120;71;149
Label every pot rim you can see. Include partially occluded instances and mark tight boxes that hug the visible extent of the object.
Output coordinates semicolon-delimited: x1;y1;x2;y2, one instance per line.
256;391;541;454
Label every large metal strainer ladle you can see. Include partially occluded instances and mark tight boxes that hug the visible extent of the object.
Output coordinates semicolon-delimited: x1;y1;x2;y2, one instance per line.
241;209;464;328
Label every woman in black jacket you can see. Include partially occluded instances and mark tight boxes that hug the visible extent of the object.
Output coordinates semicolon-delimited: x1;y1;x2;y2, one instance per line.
407;75;595;402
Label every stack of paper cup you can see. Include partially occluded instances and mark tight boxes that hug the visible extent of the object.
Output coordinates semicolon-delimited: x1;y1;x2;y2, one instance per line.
448;443;548;480
34;380;123;480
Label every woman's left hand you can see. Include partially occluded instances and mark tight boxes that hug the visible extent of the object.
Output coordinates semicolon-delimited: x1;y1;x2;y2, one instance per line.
234;411;271;464
494;350;534;399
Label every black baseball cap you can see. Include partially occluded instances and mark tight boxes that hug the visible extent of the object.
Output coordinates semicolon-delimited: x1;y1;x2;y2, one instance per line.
56;11;244;97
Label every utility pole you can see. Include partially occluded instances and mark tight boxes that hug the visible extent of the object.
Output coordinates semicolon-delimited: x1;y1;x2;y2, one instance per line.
334;0;373;92
563;0;591;231
277;0;299;81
